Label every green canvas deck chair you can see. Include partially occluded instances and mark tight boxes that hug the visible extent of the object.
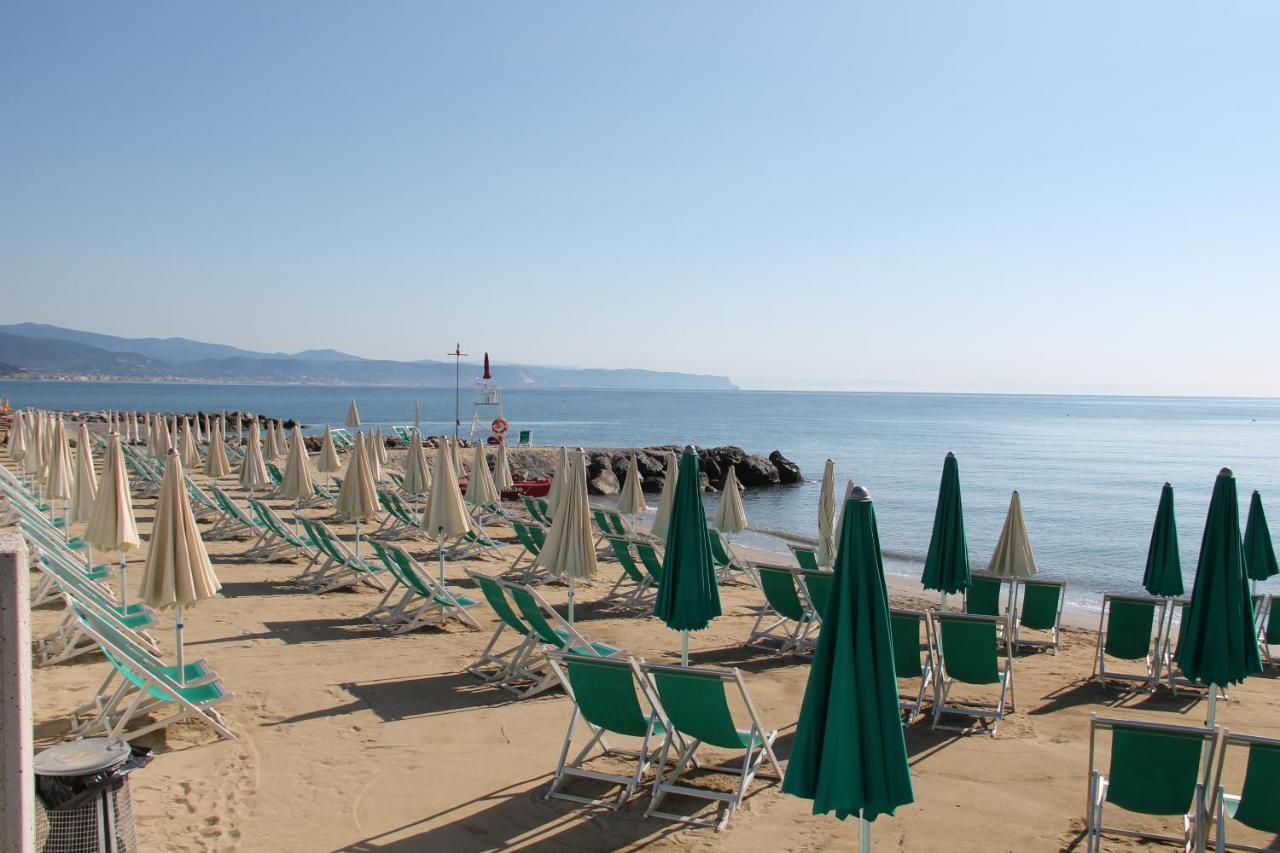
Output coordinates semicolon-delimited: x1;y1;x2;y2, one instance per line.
1210;730;1280;852
373;489;419;540
331;428;354;449
634;540;665;586
466;570;549;696
891;608;936;723
788;543;821;571
18;514;115;608
207;483;266;541
505;519;549;585
604;509;630;537
522;496;551;527
932;612;1015;736
1013;578;1066;653
294;517;387;594
964;573;1007;617
1086;716;1216;853
707;528;749;584
544;652;674;810
1093;594;1168;692
745;565;818;654
367;540;482;634
503;578;623;661
798;568;834;621
602;537;654;611
517;429;532;447
1163;599;1229;699
183;476;221;522
393;425;412;443
1260;595;1279;668
591;508;616;550
641;661;782;831
245;497;315;561
67;603;235;742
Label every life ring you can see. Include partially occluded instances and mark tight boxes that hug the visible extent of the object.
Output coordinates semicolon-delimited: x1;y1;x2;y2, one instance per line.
491;417;509;435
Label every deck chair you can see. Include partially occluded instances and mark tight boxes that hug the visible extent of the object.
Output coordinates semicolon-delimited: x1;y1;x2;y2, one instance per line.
707;529;750;584
604;510;630;537
1086;716;1216;853
245;497;315;561
798;569;834;622
745;566;818;654
789;543;821;571
207;483;266;541
366;540;482;634
890;608;936;723
641;661;782;831
294;517;387;593
603;537;655;611
544;652;672;810
505;579;623;663
1163;599;1228;699
1260;595;1279;668
964;574;1007;617
932;612;1015;736
1210;730;1280;852
634;541;665;587
517;429;532;447
374;490;419;539
524;496;553;527
1093;595;1168;692
505;520;548;584
18;515;115;608
466;570;549;696
1013;578;1066;653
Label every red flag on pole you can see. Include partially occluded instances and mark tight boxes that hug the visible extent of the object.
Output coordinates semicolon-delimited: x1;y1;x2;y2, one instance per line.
483;353;492;380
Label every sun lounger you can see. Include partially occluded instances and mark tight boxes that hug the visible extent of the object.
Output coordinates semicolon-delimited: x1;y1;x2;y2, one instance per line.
523;496;553;527
964;574;1007;618
1093;594;1167;692
788;543;821;571
891;608;936;723
602;537;655;611
245;497;317;561
707;529;750;584
365;540;482;633
745;566;818;654
932;612;1015;736
1259;595;1279;669
798;568;833;621
207;483;266;541
294;517;387;594
374;489;419;539
1013;578;1066;653
1209;730;1280;852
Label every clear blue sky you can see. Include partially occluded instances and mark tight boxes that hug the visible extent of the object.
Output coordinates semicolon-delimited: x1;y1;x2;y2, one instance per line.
3;3;1278;395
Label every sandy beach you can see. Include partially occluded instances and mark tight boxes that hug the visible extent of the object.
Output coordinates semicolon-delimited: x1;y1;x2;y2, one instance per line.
15;442;1280;853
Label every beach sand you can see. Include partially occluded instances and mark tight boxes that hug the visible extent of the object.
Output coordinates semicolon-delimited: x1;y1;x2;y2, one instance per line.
19;445;1280;852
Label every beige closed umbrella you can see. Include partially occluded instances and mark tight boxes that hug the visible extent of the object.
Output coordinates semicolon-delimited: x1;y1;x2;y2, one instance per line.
9;410;28;459
545;446;570;524
401;431;431;498
274;421;289;460
69;422;98;525
280;424;316;525
204;417;232;478
45;418;74;532
143;414;155;458
127;411;138;444
86;432;142;607
193;413;204;444
420;440;471;583
817;459;837;568
159;416;174;455
987;490;1039;619
26;411;45;483
316;425;342;486
492;442;515;493
365;431;384;484
238;420;270;494
617;454;648;517
373;428;389;467
139;450;222;683
650;451;679;542
345;398;361;430
532;449;597;623
465;442;499;507
713;464;747;536
336;432;379;559
180;418;201;469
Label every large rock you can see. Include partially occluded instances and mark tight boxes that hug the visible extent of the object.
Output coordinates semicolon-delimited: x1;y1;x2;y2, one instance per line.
733;454;782;487
588;469;620;496
770;450;803;484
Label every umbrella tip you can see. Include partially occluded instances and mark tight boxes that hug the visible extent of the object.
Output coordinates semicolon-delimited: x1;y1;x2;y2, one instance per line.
1219;467;1234;478
946;450;955;458
849;484;871;501
684;444;697;454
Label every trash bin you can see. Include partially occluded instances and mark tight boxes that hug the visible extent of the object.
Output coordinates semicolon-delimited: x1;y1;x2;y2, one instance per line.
33;739;151;853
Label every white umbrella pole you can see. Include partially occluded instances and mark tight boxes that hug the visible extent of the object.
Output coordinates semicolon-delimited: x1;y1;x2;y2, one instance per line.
681;630;689;667
175;603;185;685
437;530;445;585
119;550;128;610
568;575;575;626
1206;688;1218;729
940;592;948;613
354;520;361;561
61;501;69;542
293;500;300;534
860;811;870;850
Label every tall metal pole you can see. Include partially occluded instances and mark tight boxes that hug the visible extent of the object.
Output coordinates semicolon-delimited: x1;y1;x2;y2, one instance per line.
448;343;468;446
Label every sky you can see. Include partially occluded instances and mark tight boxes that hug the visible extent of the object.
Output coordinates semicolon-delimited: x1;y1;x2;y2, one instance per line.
3;3;1278;395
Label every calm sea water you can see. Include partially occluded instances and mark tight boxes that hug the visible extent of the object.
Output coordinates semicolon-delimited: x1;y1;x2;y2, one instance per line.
5;380;1279;608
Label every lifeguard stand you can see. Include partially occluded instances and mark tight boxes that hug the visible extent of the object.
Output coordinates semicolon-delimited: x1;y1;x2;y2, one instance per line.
468;353;507;443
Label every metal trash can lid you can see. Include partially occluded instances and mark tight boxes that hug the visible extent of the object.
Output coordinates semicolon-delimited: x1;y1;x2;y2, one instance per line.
34;739;131;777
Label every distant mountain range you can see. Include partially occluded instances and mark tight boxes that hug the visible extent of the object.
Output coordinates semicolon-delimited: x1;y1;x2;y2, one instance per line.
0;324;737;390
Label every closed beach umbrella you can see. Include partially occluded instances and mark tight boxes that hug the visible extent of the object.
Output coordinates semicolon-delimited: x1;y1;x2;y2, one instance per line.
401;430;431;497
69;422;98;524
987;490;1037;616
365;431;384;484
180;419;201;470
450;436;463;479
545;447;570;518
617;454;648;517
336;432;379;559
86;432;141;607
238;420;270;494
46;418;74;529
26;411;45;482
1242;490;1277;592
346;398;361;430
465;442;500;507
421;438;472;583
492;442;515;493
532;449;596;623
413;400;421;433
316;426;342;480
921;452;970;610
272;421;289;460
159;416;174;455
9;410;28;459
127;411;138;444
1177;468;1263;726
139;450;222;683
204;418;232;478
143;414;155;458
281;424;316;506
713;464;747;536
817;459;837;568
654;447;721;663
193;413;204;444
373;428;389;467
650;451;680;542
783;484;914;847
1142;482;1183;597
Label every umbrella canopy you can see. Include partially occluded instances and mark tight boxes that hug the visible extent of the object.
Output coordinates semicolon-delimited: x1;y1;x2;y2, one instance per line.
920;452;970;596
465;442;500;507
1243;490;1278;582
1142;482;1183;597
712;465;747;535
69;423;98;523
783;484;914;825
238;420;271;492
159;416;174;455
420;439;471;538
650;452;680;542
85;433;140;553
401;431;432;496
193;413;204;444
617;454;648;516
271;421;288;460
364;431;384;484
986;491;1038;580
127;411;137;443
492;442;515;492
139;450;222;607
532;449;597;580
372;428;389;466
1177;468;1263;690
203;418;232;478
26;411;46;477
45;418;74;500
336;433;379;521
545;447;570;516
816;459;837;568
9;410;28;457
316;426;342;474
346;398;361;429
654;447;721;633
280;425;316;502
180;419;201;470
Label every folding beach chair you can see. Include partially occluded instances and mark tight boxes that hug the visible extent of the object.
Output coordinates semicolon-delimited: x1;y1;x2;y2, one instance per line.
1093;595;1168;692
798;569;833;622
294;517;387;594
374;490;419;540
544;652;673;810
707;529;750;584
641;661;783;831
245;497;315;561
603;537;655;611
745;566;818;654
964;574;1007;618
505;519;548;584
466;570;547;695
1013;578;1066;653
634;541;665;587
1209;730;1280;852
890;608;936;723
1163;599;1229;699
517;429;532;447
366;540;482;634
523;496;553;527
1086;716;1216;853
207;483;266;541
1259;595;1279;668
788;543;821;571
932;612;1015;736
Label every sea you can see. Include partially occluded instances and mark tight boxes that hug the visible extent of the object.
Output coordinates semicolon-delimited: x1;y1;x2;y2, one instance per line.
5;380;1279;611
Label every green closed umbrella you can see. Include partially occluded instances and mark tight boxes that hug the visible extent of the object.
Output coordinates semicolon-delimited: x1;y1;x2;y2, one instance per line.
1142;482;1183;597
1177;468;1263;727
1242;490;1277;594
653;446;721;664
783;485;914;850
920;452;969;611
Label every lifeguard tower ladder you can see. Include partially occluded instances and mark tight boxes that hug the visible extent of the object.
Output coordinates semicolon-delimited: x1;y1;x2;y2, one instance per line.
468;353;507;443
